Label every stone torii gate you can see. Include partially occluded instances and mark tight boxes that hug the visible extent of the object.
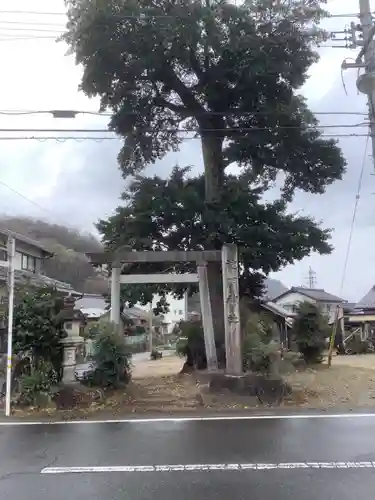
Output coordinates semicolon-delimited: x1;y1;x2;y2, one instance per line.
86;244;242;376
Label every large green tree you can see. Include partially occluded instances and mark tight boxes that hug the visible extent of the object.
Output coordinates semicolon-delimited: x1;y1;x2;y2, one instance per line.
64;0;346;341
13;287;67;380
98;167;333;308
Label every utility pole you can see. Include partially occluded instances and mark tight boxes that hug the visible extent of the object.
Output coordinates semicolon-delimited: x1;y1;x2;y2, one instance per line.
4;237;15;417
148;301;153;353
307;267;317;289
343;0;375;166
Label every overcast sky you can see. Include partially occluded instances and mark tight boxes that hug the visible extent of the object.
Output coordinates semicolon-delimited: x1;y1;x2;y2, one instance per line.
0;0;374;303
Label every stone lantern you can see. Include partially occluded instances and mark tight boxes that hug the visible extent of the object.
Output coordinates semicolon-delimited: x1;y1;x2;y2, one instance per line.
60;295;85;384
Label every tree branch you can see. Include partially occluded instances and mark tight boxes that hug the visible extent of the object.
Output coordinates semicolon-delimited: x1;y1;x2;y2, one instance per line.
154;96;192;116
162;65;205;116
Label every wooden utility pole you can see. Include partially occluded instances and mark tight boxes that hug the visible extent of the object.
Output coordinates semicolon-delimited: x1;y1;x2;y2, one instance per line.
4;237;15;417
328;305;340;367
148;301;153;352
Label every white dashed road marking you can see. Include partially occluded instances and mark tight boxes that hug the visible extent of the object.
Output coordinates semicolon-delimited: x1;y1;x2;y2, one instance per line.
41;461;375;474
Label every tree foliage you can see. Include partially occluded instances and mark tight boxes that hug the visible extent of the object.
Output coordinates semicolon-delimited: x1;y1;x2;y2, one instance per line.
13;287;67;378
63;0;346;339
64;0;345;201
85;322;132;388
98;167;333;307
242;312;279;373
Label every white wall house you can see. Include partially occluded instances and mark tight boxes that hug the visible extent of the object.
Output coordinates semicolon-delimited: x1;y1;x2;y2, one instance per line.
272;287;345;324
0;228;51;273
0;228;75;296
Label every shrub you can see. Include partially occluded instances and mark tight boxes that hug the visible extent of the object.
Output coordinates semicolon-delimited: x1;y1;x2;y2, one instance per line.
12;287;66;380
18;360;57;406
84;322;132;388
176;336;188;357
291;302;329;364
242;313;279;374
176;319;207;369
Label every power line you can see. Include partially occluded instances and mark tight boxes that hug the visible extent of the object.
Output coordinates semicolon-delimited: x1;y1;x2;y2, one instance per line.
0;109;369;117
0;26;63;33
339;135;370;296
0;123;371;134
0;133;370;142
0;179;53;216
0;109;112;116
0;10;365;19
0;36;58;42
0;136;116;142
0;20;65;27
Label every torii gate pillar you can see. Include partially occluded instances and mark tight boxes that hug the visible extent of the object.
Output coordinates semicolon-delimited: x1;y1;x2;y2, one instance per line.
222;244;242;376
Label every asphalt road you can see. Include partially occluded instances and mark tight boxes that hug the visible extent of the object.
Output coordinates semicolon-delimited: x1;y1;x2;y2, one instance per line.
1;415;375;499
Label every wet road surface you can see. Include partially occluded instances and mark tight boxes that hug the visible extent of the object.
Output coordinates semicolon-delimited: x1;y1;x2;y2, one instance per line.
1;415;375;499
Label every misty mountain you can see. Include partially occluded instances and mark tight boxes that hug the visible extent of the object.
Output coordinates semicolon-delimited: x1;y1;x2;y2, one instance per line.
0;216;108;294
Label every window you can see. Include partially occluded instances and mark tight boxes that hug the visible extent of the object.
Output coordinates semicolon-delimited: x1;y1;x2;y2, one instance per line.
65;322;73;330
0;249;7;262
21;253;37;273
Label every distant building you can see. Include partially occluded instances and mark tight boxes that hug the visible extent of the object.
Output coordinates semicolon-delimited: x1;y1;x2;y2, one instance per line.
272;286;345;324
75;293;168;340
186;278;289;317
0;228;75;296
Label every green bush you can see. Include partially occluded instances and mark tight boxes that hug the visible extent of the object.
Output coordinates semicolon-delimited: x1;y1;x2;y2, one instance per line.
176;336;188;357
175;320;207;369
12;287;66;381
242;313;279;374
18;360;57;406
291;302;329;364
85;322;132;388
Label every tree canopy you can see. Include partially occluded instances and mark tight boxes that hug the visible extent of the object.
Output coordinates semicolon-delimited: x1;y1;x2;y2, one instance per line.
64;0;346;336
98;167;332;309
64;0;345;202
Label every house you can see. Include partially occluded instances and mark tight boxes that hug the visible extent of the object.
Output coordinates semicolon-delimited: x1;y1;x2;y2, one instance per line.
354;285;375;311
344;286;375;341
186;278;289;316
257;301;295;349
272;286;345;324
0;228;75;298
0;229;78;352
76;293;168;342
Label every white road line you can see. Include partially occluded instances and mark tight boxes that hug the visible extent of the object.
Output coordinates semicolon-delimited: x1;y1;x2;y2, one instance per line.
41;461;375;474
1;413;375;426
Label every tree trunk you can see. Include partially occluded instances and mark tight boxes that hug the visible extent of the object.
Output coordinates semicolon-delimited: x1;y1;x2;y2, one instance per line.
200;132;226;354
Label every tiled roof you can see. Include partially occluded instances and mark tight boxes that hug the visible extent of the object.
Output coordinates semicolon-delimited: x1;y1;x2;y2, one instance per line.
0;266;74;293
355;286;375;309
0;228;53;256
343;302;357;312
75;294;106;311
81;308;105;319
261;301;296;319
275;287;344;303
